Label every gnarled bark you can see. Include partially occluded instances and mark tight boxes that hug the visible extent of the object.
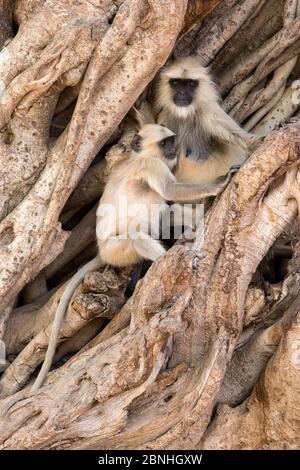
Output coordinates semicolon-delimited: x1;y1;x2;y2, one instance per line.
1;0;300;451
0;0;187;315
0;119;299;449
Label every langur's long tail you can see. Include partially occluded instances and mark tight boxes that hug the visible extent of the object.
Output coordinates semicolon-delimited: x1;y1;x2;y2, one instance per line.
32;256;103;391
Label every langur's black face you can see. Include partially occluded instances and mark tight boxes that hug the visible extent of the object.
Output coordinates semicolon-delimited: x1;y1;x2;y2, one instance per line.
159;135;177;160
169;78;199;107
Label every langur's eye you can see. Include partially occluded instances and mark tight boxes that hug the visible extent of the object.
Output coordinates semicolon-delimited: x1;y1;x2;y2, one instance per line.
170;79;179;87
188;79;198;88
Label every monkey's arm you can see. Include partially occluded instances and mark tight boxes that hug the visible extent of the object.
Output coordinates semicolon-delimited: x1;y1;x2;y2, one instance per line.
162;180;226;201
205;107;252;149
144;159;234;202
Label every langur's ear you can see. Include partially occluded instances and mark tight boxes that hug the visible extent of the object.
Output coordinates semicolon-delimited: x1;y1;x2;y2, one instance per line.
133;102;155;127
131;134;142;153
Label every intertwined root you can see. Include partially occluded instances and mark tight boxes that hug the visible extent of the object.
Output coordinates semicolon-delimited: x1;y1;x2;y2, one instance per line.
0;1;108;220
0;0;300;451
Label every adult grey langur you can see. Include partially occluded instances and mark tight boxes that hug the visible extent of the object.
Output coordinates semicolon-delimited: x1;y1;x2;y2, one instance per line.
32;122;235;391
153;56;256;184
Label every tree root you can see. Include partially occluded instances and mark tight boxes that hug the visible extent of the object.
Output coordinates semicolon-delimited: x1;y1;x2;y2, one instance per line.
219;272;300;406
195;0;264;66
0;120;298;449
0;0;187;318
252;81;300;136
0;267;129;398
45;206;97;281
1;0;300;451
244;85;285;131
223;16;300;112
201;302;300;449
219;11;295;94
63;160;107;214
231;0;300;122
212;0;283;83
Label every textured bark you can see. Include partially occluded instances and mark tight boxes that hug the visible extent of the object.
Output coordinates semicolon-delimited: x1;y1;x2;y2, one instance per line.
230;0;300;122
252;81;300;135
1;0;300;451
182;0;222;34
0;0;14;50
0;267;129;398
0;120;299;449
0;0;187;314
194;0;264;65
201;302;300;449
211;0;284;80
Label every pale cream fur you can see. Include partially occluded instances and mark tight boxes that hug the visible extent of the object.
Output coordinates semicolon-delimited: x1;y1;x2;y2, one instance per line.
153;57;254;184
98;124;177;266
33;124;176;390
33;121;236;390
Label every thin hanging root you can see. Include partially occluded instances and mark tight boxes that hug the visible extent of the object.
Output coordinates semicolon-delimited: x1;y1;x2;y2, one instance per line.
232;0;300;122
226;40;300;118
252;81;300;136
223;16;300;113
213;0;279;87
232;58;298;122
220;14;300;95
194;0;263;65
244;85;285;131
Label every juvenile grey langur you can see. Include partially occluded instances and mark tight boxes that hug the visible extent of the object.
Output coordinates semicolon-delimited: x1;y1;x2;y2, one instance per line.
32;123;234;391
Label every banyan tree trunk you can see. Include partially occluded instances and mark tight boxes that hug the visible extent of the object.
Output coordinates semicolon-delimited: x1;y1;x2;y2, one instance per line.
0;0;300;450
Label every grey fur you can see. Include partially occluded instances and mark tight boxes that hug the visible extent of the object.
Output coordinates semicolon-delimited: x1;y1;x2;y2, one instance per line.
162;113;213;162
